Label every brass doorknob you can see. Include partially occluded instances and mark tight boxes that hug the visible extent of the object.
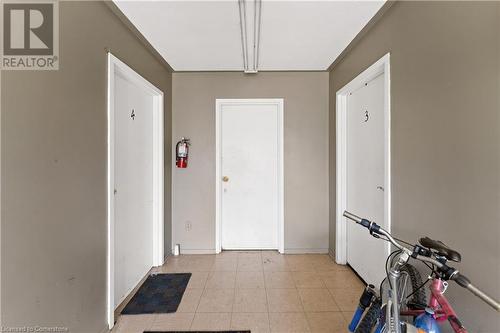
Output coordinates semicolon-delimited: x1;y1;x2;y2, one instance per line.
222;176;229;182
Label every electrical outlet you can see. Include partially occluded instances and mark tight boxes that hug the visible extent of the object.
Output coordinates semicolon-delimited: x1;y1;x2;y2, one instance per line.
185;221;192;232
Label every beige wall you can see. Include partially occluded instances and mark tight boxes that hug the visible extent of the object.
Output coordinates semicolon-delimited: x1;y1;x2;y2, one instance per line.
329;2;499;331
1;2;172;332
172;72;329;253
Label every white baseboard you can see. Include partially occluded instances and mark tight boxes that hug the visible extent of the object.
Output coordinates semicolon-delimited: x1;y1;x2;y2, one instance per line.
174;248;329;255
283;248;329;254
178;249;217;255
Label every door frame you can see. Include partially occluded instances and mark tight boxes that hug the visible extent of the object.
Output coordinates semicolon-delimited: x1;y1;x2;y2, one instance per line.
215;98;284;254
335;53;391;265
106;53;164;329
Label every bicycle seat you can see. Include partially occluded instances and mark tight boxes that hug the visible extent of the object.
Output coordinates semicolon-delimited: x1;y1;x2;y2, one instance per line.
419;237;461;262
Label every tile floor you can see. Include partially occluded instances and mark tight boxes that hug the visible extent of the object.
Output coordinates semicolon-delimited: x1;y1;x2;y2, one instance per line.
111;251;364;333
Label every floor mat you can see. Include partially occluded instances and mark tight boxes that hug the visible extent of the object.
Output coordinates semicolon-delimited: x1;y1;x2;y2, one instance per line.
121;273;191;314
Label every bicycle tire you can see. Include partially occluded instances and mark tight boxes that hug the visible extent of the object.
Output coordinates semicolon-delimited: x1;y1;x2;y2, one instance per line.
354;300;381;333
400;263;427;308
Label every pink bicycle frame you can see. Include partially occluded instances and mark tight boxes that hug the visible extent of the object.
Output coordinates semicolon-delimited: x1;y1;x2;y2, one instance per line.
401;279;467;333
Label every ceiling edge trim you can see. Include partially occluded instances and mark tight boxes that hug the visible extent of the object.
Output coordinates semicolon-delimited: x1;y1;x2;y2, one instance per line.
326;0;396;73
104;1;174;73
172;70;329;74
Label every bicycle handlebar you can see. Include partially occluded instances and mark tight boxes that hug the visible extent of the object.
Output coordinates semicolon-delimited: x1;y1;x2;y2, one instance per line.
343;210;500;312
342;211;406;251
453;273;500;311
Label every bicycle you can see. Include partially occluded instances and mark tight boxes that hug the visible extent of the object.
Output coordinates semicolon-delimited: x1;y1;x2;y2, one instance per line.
343;211;500;333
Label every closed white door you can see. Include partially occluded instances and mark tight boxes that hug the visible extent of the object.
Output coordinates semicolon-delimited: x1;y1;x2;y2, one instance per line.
346;73;387;285
114;71;154;307
220;101;281;250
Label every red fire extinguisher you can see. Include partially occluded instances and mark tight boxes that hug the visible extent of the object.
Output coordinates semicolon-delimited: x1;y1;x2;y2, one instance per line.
176;137;190;168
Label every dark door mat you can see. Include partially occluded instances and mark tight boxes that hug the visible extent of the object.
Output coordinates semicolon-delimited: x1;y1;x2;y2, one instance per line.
144;331;250;333
121;273;191;314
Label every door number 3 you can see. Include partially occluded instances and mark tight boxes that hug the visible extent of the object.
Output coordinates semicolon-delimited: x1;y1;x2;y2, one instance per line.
364;110;369;122
131;109;136;120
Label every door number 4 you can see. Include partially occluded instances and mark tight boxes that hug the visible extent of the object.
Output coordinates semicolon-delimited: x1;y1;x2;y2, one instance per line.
131;109;136;120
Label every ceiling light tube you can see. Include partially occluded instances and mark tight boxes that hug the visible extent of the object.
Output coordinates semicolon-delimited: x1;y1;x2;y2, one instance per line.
238;0;249;72
252;0;262;73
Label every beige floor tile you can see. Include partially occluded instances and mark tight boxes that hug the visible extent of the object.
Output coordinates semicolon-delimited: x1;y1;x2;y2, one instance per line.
267;288;304;312
264;271;296;288
262;253;289;272
190;312;231;330
177;288;203;312
293;271;326;288
269;312;311;332
186;271;209;289
231;312;271;333
286;254;328;266
341;311;356;323
162;256;182;266
313;260;349;272
263;259;290;272
112;314;155;333
150;312;194;330
160;264;193;273
185;259;215;271
212;258;238;271
159;261;186;273
298;289;340;312
328;289;360;312
197;288;235;312
261;250;283;260
233;288;268;312
160;266;187;273
115;254;366;332
238;251;263;260
321;270;364;290
185;254;216;260
287;260;317;272
306;312;348;332
166;255;215;272
303;254;331;264
218;251;240;259
236;271;266;289
285;255;311;263
205;270;237;289
238;258;264;271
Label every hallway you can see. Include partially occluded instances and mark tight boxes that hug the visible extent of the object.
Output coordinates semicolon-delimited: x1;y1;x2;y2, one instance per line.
2;1;499;332
112;252;363;332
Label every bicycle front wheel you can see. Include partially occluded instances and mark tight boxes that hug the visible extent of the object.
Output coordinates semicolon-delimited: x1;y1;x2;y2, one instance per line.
398;264;427;315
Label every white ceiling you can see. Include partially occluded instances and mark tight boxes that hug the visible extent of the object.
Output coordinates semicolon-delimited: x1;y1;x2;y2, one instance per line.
114;0;385;71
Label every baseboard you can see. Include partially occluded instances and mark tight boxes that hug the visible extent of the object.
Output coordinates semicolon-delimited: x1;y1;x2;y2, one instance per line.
178;249;217;254
283;248;329;254
174;248;329;255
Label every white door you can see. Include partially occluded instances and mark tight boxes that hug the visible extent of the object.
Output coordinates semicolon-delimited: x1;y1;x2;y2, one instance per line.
219;101;282;250
113;71;154;308
346;73;388;285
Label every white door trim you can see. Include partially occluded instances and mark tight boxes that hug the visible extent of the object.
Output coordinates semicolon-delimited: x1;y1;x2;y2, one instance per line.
335;53;391;265
215;98;284;254
106;53;164;329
